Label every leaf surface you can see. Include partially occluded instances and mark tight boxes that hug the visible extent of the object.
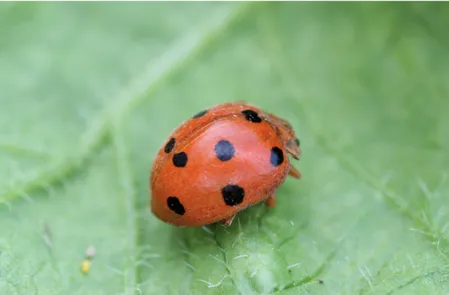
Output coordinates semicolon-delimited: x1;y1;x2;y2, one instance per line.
1;2;449;295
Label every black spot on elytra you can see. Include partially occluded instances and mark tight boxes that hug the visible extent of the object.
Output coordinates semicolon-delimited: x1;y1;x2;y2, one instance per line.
192;109;208;118
241;109;262;123
222;184;245;206
173;152;188;167
167;196;185;215
164;138;176;153
215;140;235;161
270;147;284;166
295;138;300;147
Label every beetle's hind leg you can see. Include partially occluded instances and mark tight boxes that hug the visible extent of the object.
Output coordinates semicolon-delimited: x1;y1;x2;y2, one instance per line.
289;165;301;179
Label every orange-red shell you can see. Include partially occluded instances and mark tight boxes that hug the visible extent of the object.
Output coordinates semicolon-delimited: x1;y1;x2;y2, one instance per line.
150;102;301;227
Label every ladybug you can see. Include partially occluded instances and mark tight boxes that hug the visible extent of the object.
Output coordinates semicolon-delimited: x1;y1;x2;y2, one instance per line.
150;102;301;227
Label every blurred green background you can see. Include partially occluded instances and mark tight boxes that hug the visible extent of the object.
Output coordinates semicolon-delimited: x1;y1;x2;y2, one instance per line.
1;2;449;294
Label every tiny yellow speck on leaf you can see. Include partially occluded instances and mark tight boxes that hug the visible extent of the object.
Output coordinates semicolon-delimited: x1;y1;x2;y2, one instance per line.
81;259;91;274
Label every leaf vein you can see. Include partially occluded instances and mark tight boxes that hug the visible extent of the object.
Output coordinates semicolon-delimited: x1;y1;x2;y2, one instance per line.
0;2;252;208
112;119;138;295
386;269;448;295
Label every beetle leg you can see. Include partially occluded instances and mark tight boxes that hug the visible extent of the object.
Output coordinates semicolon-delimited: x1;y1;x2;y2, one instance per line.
289;165;301;179
265;193;276;208
220;214;236;226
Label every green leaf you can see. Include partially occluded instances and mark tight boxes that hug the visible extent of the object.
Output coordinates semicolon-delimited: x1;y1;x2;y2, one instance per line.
1;2;449;294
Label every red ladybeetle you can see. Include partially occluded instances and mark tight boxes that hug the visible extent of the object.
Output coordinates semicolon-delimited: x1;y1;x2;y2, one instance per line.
150;102;301;227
